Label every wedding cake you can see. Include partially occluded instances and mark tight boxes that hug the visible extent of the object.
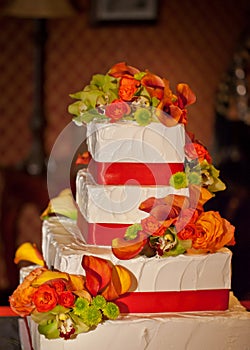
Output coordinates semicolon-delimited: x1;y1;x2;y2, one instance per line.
9;63;250;349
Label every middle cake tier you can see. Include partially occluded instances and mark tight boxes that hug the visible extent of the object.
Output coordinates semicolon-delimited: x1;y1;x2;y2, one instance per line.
76;169;189;245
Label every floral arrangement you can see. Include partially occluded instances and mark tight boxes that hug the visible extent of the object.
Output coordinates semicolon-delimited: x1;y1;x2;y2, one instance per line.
68;62;196;126
9;243;131;340
108;116;235;259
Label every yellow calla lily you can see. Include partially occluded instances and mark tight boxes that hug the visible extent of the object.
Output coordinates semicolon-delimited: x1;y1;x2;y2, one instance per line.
14;242;45;267
31;270;69;287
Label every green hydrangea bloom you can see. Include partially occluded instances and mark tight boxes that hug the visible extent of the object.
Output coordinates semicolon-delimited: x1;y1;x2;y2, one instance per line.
103;302;120;320
73;297;89;316
81;306;102;327
134;108;152;126
169;172;188;189
92;295;107;310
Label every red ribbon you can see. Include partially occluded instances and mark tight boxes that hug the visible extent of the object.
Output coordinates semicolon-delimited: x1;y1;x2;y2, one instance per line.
88;160;184;185
77;211;130;246
115;289;230;313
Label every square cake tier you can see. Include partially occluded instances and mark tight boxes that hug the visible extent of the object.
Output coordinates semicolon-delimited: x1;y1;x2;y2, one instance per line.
42;218;231;313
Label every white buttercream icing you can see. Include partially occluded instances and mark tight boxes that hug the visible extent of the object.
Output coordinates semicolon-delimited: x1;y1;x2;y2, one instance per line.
76;170;189;223
21;293;250;350
42;218;232;292
86;121;185;163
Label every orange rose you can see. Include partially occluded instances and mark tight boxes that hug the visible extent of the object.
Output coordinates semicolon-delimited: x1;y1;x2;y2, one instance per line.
191;211;235;253
141;215;161;235
32;284;58;312
175;208;200;233
177;223;198;241
9;267;46;317
118;76;140;101
152;219;177;237
105;99;131;121
58;290;75;308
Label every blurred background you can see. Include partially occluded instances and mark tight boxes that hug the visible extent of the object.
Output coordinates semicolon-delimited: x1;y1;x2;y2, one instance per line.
0;0;249;304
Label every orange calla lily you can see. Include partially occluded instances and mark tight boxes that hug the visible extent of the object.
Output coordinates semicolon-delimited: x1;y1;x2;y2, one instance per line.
75;151;91;165
14;242;45;267
138;196;164;213
176;83;196;108
112;231;148;260
108;62;140;78
102;265;132;300
141;71;165;100
82;255;112;296
68;274;86;291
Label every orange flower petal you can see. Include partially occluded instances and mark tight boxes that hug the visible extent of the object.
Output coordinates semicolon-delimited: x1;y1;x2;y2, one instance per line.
112;232;148;260
102;265;132;300
108;62;140;78
68;274;86;291
82;255;112;296
176;83;196;108
31;270;69;288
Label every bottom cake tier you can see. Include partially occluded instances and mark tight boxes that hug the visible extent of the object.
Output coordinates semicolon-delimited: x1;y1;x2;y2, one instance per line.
19;294;250;350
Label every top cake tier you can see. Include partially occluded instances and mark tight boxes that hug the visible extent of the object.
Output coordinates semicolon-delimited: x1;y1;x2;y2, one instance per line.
86;121;185;185
86;121;185;163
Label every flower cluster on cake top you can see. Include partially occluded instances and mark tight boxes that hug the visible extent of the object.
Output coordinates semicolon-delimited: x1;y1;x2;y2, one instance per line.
68;62;196;126
9;243;131;340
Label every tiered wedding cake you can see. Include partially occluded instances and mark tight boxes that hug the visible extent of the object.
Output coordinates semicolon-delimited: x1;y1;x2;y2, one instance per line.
10;63;250;349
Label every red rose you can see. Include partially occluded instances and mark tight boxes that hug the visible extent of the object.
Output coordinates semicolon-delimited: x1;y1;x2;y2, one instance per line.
58;291;75;308
105;100;131;122
50;279;67;293
185;142;212;163
32;284;58;312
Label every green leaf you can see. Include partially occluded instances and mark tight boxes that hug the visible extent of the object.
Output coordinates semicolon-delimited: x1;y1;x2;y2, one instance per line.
38;319;60;339
162;240;186;257
124;224;142;240
151;96;160;107
70;313;90;334
134;71;146;80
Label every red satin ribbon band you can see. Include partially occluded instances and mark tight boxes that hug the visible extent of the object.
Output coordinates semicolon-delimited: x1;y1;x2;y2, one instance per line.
77;210;130;246
88;160;184;185
115;289;230;313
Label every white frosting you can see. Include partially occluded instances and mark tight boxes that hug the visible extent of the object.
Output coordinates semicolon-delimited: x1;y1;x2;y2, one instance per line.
21;294;250;350
76;169;189;224
42;218;232;292
86;121;185;163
